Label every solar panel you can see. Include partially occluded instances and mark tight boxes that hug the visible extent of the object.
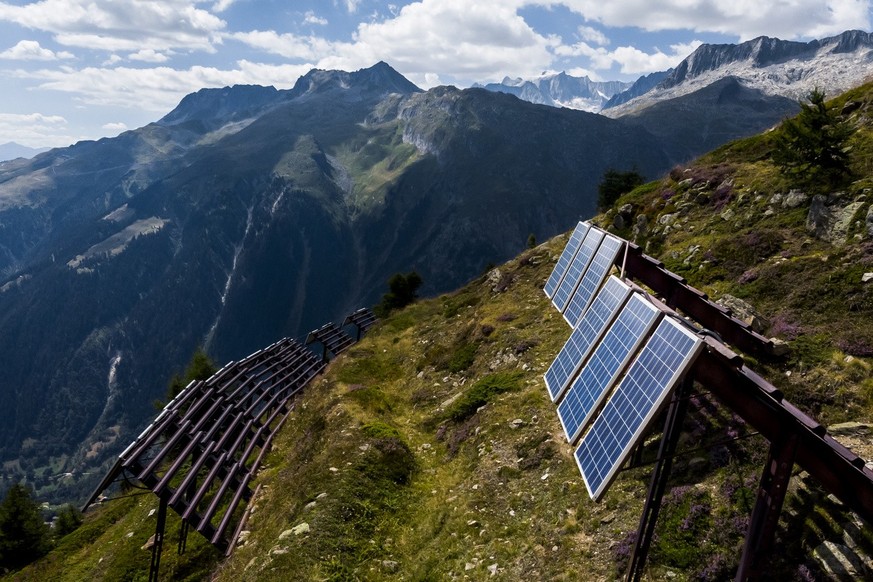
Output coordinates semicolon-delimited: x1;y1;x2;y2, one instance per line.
552;227;604;313
556;293;661;442
575;317;703;501
543;276;632;402
543;222;589;299
563;235;624;327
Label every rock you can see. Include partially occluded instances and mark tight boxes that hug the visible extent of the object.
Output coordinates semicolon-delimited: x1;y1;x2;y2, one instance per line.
783;189;808;208
770;193;784;206
141;534;155;551
828;422;872;437
658;213;677;226
612;213;626;230
866;206;873;237
316;492;328;499
807;195;865;244
465;562;476;571
148;509;156;518
632;214;648;239
382;560;399;573
619;203;634;216
863;273;873;283
237;530;250;545
769;338;791;357
719;208;735;221
488;563;498;576
304;501;317;510
717;294;769;333
290;522;310;536
677;178;693;188
510;418;525;429
270;546;289;556
813;541;870;578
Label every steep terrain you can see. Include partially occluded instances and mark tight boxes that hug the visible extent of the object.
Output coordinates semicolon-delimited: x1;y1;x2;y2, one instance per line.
0;63;670;503
10;80;873;582
604;30;873;117
476;72;630;111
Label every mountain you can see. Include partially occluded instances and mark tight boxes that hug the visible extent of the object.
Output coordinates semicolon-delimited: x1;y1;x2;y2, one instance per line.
0;63;670;503
604;30;873;117
619;76;799;163
476;72;631;112
0;142;50;162
13;80;873;581
601;70;671;109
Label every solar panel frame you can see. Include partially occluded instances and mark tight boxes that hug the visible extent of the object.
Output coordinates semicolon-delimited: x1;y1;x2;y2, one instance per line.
543;276;632;402
575;317;703;501
556;293;662;442
563;235;624;327
543;222;590;299
552;227;604;313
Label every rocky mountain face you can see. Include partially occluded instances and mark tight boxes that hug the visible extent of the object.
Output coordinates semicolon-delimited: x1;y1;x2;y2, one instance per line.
475;72;631;112
0;63;670;502
604;30;873;117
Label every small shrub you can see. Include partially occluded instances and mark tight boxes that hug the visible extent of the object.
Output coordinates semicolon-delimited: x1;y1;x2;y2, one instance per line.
447;342;478;373
444;371;524;422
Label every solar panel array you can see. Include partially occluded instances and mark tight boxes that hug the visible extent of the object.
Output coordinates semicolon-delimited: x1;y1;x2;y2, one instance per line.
84;308;378;561
563;235;623;328
557;294;661;444
552;227;603;312
542;223;704;501
576;318;703;500
543;221;589;299
543;276;631;402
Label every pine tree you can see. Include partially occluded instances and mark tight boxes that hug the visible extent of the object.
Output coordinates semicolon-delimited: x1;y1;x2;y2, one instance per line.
598;169;645;210
0;483;51;571
773;87;853;189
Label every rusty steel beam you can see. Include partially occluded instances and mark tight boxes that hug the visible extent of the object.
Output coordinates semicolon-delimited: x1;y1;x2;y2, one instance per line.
692;339;873;526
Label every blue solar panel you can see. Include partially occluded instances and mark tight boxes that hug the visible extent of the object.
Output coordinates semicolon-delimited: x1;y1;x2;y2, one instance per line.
544;222;589;299
543;276;632;402
556;293;661;442
575;317;703;501
563;235;624;327
552;228;604;313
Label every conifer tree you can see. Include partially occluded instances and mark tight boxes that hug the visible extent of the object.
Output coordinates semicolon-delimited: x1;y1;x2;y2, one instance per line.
773;87;853;189
0;483;51;571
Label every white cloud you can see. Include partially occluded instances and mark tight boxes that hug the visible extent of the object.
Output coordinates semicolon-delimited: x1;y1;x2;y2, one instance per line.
304;11;328;25
14;61;313;112
0;1;226;52
0;40;73;60
577;25;609;46
0;112;74;148
345;0;361;13
315;0;557;83
102;121;128;131
546;0;872;41
212;0;236;12
128;49;170;63
231;30;332;60
556;38;702;74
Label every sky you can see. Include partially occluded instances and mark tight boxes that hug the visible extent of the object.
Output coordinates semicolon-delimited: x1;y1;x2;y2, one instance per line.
0;0;870;149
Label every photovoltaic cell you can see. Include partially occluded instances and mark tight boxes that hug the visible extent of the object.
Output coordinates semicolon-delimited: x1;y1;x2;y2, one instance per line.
575;317;703;501
556;293;661;442
552;228;604;313
563;235;624;327
543;222;589;299
543;276;632;402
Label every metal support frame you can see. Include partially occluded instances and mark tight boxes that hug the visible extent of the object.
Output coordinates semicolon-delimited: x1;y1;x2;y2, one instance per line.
149;494;169;582
626;377;693;582
735;433;799;580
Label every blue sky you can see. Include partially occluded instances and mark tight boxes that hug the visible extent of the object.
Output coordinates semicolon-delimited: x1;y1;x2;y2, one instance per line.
0;0;870;148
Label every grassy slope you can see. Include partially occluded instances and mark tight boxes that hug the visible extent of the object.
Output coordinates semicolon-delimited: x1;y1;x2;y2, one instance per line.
9;83;873;581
